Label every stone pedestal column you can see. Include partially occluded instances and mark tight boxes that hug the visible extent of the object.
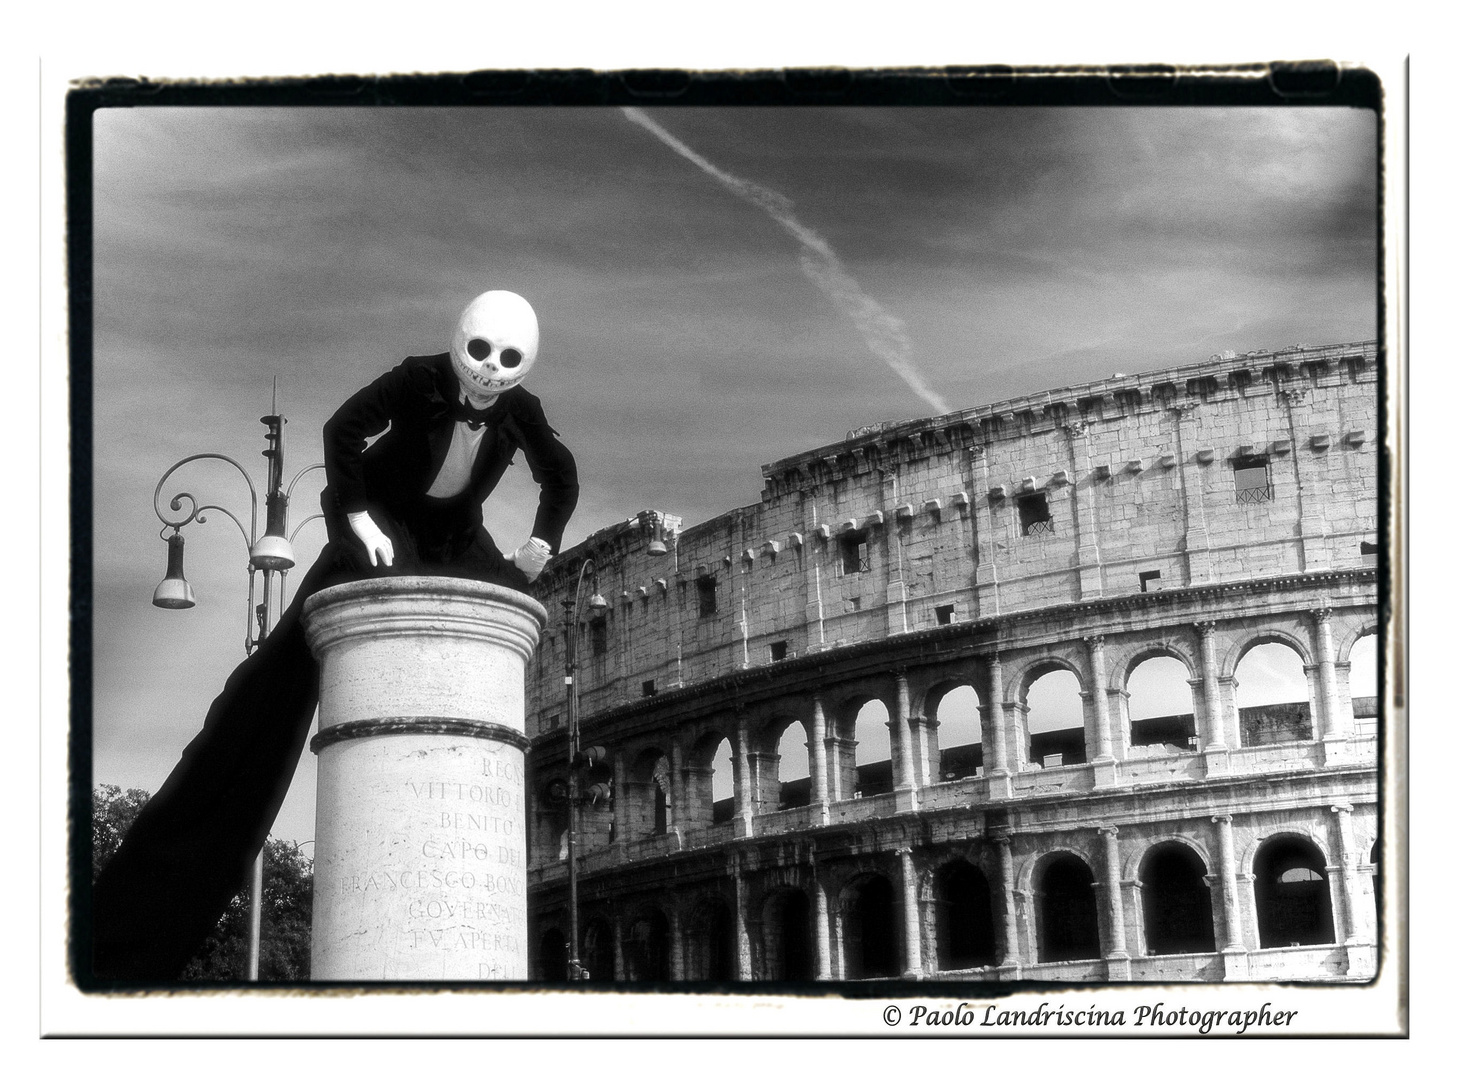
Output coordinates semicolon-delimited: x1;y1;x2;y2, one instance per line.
304;577;545;981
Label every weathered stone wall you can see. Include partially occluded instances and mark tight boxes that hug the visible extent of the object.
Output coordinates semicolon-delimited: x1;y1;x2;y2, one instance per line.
528;341;1378;736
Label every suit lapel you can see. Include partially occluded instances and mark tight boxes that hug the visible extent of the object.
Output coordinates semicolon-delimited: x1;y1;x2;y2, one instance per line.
424;355;460;486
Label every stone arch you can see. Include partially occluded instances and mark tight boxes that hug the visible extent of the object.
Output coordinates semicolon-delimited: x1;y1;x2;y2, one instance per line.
833;689;897;799
924;678;984;783
933;858;997;970
1124;653;1199;753
1033;851;1102;963
684;893;736;981
760;885;814;980
1017;659;1088;768
1009;654;1087;704
1336;620;1381;665
686;728;735;830
1252;834;1335;948
1015;842;1094;894
622;904;672;982
1123;832;1212;881
839;871;901;979
1138;841;1217;956
1232;638;1314;747
580;916;616;983
627;746;672;838
1219;627;1314;676
1112;641;1197;692
1238;824;1332;873
758;713;812;811
1346;628;1381;730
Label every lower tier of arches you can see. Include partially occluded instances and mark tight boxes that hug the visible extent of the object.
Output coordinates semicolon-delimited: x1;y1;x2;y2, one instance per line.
528;780;1379;985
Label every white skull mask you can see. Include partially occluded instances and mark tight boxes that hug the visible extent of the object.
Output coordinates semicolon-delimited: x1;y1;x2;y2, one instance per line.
449;290;540;401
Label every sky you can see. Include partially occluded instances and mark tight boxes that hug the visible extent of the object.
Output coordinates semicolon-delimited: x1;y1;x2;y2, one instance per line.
89;103;1378;845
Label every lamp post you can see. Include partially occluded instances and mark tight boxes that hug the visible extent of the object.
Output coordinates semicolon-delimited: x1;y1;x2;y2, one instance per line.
150;385;324;981
561;559;607;981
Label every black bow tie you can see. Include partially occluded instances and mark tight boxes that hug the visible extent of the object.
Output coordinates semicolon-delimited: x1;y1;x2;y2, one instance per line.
450;396;500;430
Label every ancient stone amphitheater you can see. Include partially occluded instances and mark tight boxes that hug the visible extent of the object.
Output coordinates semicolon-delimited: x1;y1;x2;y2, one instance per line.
523;341;1382;985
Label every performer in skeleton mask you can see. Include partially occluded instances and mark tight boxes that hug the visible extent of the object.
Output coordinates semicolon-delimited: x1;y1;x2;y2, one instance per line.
93;290;578;981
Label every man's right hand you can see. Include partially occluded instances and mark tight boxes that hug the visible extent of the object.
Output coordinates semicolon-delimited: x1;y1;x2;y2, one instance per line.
347;511;395;567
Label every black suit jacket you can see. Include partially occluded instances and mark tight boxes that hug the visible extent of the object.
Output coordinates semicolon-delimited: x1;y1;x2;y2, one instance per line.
321;353;579;553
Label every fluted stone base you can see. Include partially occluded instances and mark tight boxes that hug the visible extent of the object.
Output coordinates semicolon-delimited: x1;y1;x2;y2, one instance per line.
304;577;546;981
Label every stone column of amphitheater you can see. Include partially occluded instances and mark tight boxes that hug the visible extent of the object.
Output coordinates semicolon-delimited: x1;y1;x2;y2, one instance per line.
303;577;545;981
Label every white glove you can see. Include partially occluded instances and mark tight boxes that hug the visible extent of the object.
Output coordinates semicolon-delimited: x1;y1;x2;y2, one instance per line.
512;536;551;582
347;510;395;567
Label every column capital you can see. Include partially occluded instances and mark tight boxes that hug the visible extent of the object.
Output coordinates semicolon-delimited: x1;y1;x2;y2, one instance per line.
1331;802;1355;815
1084;633;1107;650
1211;813;1234;825
990;829;1014;846
1097;825;1119;839
1195;620;1217;637
1311;606;1335;625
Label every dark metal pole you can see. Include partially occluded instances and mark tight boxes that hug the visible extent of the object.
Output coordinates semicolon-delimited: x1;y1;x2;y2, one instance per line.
563;588;581;981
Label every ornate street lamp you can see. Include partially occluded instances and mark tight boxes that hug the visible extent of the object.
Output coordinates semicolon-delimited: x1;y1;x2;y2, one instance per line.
561;559;607;981
149;384;324;980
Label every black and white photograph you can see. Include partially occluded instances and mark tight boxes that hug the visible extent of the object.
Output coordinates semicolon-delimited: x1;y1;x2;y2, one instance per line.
58;63;1401;1037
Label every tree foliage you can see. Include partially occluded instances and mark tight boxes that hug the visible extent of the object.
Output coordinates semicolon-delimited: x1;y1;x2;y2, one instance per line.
92;785;314;981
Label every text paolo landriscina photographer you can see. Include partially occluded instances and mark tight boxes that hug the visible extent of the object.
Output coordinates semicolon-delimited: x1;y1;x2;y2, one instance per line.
886;1001;1300;1033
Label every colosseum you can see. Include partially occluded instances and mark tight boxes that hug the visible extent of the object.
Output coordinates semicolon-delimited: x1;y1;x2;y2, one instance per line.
522;340;1382;986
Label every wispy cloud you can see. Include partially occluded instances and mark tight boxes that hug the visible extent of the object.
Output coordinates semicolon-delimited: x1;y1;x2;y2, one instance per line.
621;107;950;415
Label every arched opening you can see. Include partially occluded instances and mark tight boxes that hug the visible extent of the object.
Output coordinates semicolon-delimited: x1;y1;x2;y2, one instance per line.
628;749;672;838
686;733;735;828
686;898;736;981
1023;668;1087;767
1126;655;1196;753
1035;854;1101;962
538;927;568;982
845;698;894;798
1236;642;1312;746
1254;836;1334;948
763;888;813;980
1139;843;1216;955
932;684;983;782
624;909;671;982
771;719;811;810
582;918;615;983
935;861;996;970
844;874;899;979
1349;631;1380;735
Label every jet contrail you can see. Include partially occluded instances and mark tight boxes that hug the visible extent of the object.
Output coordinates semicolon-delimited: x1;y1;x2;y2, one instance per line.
622;107;950;415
